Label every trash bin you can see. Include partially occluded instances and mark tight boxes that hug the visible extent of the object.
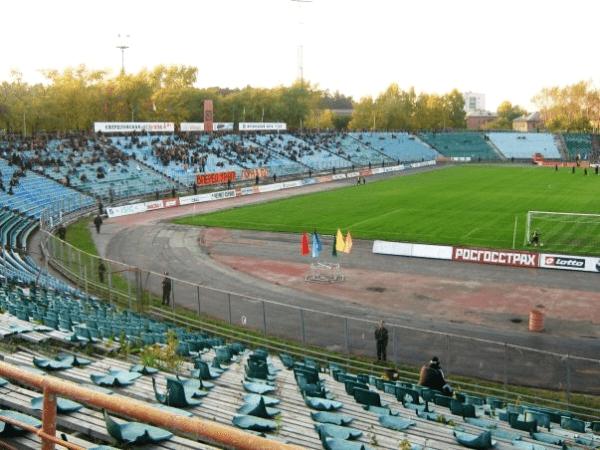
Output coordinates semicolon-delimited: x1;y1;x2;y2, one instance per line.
529;309;545;332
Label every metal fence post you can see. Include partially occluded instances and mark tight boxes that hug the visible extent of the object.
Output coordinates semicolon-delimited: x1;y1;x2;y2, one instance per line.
83;267;88;297
262;301;267;336
504;342;508;400
344;318;349;356
171;281;175;311
392;326;397;364
77;251;82;285
446;334;450;374
566;353;571;410
197;286;201;316
135;268;142;309
107;269;112;305
300;309;305;344
127;270;132;310
228;293;232;325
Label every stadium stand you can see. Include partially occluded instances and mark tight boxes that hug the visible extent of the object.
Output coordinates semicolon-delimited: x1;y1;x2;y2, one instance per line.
486;133;562;160
355;132;439;163
0;276;597;450
298;132;390;167
111;134;242;185
418;132;497;160
561;134;592;159
0;131;599;449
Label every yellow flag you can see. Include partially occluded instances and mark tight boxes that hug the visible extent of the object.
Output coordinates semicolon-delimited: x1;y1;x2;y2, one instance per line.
343;231;353;254
336;229;345;252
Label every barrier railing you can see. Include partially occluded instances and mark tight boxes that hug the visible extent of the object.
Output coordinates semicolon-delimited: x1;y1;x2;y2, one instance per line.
38;227;600;420
0;361;304;450
33;165;600;422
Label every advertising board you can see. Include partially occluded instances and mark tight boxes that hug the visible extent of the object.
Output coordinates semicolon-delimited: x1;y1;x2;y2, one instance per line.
452;247;539;268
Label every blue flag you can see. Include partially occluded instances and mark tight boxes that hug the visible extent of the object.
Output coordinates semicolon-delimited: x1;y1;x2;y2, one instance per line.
312;231;323;258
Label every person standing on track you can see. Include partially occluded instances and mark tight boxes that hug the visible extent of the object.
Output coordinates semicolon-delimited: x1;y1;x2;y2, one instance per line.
94;215;103;234
375;320;389;362
162;273;172;306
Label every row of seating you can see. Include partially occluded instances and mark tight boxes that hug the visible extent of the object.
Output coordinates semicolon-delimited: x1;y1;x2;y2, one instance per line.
419;132;498;160
486;133;561;160
1;280;599;449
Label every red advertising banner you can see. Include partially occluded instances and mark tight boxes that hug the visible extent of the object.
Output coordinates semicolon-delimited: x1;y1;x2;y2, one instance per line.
196;171;236;186
203;100;213;132
163;197;180;208
452;247;539;268
317;175;333;183
241;168;269;181
145;200;164;211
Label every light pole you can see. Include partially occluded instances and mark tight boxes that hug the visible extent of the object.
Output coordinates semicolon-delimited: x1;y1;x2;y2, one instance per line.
116;34;130;75
291;0;312;82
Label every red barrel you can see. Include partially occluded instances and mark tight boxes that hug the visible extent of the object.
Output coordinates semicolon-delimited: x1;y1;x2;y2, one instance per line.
529;310;545;332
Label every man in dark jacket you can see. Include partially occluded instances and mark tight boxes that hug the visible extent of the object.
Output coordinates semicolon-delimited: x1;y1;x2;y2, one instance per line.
162;273;172;306
374;321;389;362
419;356;452;396
94;215;103;234
98;260;106;283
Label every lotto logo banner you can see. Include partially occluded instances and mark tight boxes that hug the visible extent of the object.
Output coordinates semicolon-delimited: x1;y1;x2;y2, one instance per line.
453;247;539;268
540;254;600;273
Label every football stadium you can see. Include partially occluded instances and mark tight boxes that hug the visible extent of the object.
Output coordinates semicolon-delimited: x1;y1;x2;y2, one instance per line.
0;123;597;449
1;7;600;446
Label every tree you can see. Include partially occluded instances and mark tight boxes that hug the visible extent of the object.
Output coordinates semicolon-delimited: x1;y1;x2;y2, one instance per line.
445;89;466;129
532;80;599;132
348;96;374;130
497;101;527;121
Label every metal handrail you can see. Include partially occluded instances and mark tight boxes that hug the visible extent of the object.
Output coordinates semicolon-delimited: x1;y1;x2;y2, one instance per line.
0;361;304;450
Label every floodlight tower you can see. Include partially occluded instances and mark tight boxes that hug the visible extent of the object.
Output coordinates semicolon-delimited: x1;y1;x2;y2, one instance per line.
116;34;130;74
291;0;312;82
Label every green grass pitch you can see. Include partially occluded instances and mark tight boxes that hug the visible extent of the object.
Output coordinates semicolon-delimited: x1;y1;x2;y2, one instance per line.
175;166;600;256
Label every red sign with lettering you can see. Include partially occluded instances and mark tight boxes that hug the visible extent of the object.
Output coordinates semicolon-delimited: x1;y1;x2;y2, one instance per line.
452;246;539;268
196;171;236;186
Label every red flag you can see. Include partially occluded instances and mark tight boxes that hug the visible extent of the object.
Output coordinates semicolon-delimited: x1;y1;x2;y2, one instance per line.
301;231;310;255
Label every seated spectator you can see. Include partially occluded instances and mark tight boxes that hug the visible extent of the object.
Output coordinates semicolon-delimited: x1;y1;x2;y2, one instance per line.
419;356;452;396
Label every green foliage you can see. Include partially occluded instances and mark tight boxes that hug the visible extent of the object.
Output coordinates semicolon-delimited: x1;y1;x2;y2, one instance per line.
175;166;600;255
497;100;527;121
138;330;184;372
398;438;412;450
368;424;379;446
348;84;465;131
532;80;598;132
436;415;455;426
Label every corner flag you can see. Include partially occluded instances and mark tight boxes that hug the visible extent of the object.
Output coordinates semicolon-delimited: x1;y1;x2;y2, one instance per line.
336;229;345;252
343;231;353;254
312;231;323;258
301;231;310;255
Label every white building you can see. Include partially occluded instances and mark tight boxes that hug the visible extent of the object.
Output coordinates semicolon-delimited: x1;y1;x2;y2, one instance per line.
463;92;485;112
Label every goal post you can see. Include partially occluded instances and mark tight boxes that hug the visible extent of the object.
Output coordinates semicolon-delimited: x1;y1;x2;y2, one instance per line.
525;211;600;254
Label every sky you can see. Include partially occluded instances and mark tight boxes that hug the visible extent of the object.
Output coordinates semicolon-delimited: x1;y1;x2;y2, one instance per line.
2;0;599;113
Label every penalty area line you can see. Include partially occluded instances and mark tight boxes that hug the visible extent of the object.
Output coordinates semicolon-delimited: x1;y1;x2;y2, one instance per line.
462;227;480;239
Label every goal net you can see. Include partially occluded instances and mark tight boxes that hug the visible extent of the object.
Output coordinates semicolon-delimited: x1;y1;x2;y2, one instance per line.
525;211;600;255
